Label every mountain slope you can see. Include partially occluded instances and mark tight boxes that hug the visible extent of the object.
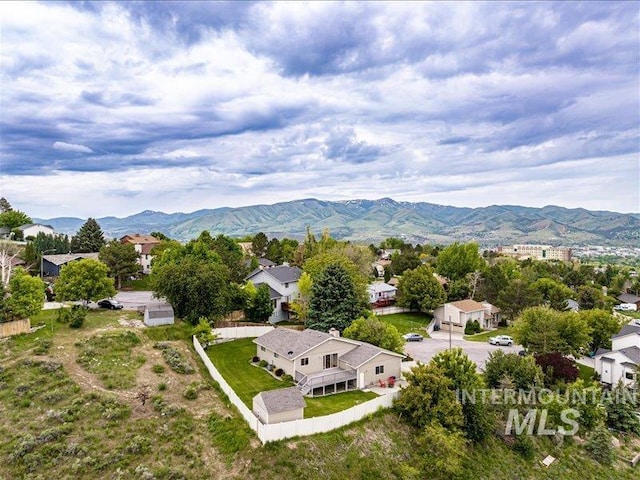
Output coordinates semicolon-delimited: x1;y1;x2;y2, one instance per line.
36;199;640;245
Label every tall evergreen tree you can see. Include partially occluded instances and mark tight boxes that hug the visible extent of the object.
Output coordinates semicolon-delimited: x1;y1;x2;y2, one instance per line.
307;263;363;332
99;240;140;289
71;218;106;253
0;197;13;213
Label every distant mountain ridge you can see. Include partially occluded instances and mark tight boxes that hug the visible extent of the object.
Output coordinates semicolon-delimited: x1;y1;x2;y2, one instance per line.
35;198;640;246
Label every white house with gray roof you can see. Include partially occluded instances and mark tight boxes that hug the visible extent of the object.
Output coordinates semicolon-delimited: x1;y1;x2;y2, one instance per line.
594;323;640;386
245;265;302;323
253;387;306;424
254;328;404;397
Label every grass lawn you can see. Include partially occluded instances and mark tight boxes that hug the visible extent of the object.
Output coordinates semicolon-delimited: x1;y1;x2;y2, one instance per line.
207;338;381;418
464;326;512;342
379;312;432;336
120;276;151;291
620;311;640;320
577;362;596;382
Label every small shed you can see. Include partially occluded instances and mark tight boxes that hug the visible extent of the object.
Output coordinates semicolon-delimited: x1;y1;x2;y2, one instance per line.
144;303;175;327
253;387;306;424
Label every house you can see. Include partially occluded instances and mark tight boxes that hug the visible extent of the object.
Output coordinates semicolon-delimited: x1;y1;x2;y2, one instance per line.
482;302;502;328
594;323;640;386
433;299;487;333
367;282;397;306
254;328;404;397
120;234;161;274
617;293;640;309
42;253;100;277
143;303;175;327
18;223;55;239
245;265;302;323
252;387;306;424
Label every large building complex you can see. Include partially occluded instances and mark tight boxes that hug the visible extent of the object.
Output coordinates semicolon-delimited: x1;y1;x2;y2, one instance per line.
498;244;571;261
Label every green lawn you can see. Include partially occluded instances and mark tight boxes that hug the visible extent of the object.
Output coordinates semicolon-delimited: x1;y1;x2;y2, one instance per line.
120;276;151;291
464;326;512;342
577;363;596;382
379;312;432;336
620;311;640;320
207;338;381;418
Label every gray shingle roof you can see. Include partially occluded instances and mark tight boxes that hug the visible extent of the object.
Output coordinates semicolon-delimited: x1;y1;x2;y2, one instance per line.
256;387;306;414
340;344;384;368
258;258;276;267
246;265;302;284
43;252;100;266
612;324;640;339
619;346;640;365
255;328;333;358
617;293;640;304
18;223;54;230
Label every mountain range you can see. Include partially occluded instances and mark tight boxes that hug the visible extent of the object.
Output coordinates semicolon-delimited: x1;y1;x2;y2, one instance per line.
35;198;640;246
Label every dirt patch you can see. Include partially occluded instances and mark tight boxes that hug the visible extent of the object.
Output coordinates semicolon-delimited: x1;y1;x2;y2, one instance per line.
118;314;146;328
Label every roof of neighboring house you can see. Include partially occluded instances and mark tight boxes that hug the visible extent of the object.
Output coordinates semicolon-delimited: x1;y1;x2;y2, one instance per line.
146;304;174;319
18;223;53;230
594;347;611;357
120;234;160;245
255;283;282;300
482;302;501;314
10;257;26;267
140;243;156;255
246;265;302;284
0;226;11;234
387;277;400;286
367;282;397;294
565;299;580;311
449;299;487;313
618;346;640;365
612;324;640;339
433;273;448;286
42;252;100;266
340;343;403;368
255;387;306;414
258;258;276;267
617;293;640;304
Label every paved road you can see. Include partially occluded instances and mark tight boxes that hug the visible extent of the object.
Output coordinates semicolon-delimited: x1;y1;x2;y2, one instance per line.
404;330;522;370
43;291;160;311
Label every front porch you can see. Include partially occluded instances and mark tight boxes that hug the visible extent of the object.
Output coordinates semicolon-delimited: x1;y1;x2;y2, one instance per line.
296;367;358;397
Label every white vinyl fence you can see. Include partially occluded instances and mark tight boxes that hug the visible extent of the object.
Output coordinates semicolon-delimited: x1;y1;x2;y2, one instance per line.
213;325;274;339
193;335;400;444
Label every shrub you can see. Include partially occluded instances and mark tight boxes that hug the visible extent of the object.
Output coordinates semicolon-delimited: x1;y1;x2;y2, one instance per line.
158;383;167;391
464;320;481;335
258;360;268;368
151;364;165;374
33;338;52;355
274;368;284;377
153;342;194;374
183;385;198;400
585;427;614;465
252;356;260;363
534;352;579;385
281;374;293;383
512;435;535;460
59;305;88;328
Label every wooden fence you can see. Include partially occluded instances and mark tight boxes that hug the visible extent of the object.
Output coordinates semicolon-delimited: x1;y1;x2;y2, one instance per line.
0;318;31;338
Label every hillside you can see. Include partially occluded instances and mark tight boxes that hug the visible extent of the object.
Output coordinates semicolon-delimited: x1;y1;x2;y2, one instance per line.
36;198;640;245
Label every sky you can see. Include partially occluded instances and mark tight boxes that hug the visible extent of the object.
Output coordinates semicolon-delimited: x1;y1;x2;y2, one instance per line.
1;1;639;219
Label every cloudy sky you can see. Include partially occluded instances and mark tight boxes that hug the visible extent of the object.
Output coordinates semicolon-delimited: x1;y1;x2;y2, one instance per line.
1;1;638;218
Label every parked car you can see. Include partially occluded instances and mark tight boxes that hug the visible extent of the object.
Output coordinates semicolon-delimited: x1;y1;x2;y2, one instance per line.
97;299;123;310
489;335;513;346
403;333;424;342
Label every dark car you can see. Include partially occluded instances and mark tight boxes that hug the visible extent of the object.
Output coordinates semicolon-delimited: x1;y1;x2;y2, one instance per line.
97;299;123;310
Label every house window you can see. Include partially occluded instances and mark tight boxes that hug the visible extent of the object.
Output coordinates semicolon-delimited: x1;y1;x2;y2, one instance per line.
260;346;265;352
625;371;634;380
285;283;289;288
301;358;309;366
375;365;385;375
323;353;338;369
274;353;279;358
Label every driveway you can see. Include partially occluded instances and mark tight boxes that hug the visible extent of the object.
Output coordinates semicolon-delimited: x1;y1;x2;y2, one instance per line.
404;330;522;370
114;290;158;310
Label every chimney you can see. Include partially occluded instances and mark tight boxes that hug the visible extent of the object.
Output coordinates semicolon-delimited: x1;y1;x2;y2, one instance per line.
328;328;340;338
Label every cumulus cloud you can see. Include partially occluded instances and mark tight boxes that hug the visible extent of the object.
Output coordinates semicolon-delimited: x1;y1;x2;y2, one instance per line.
0;1;638;217
52;141;94;153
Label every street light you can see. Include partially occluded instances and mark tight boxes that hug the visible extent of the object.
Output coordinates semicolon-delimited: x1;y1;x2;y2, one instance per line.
40;249;56;279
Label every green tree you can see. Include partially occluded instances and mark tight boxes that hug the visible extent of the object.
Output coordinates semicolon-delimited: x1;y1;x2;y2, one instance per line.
512;306;591;357
484;350;544;390
0;210;32;230
199;232;247;283
245;283;274;322
70;218;106;253
307;263;363;332
496;278;543;321
532;277;574;311
0;197;12;213
430;348;494;442
303;252;368;306
4;268;44;320
396;265;446;313
55;259;116;306
416;422;468;480
192;317;218;349
251;232;268;258
99;240;140;289
436;242;484;282
289;271;313;324
585;427;614;465
149;231;170;241
390;250;421;276
394;363;463;430
604;381;640;435
343;314;404;354
581;309;621;353
576;285;608;310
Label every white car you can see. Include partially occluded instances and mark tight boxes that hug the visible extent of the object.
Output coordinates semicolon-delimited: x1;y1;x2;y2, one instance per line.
489;335;513;346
